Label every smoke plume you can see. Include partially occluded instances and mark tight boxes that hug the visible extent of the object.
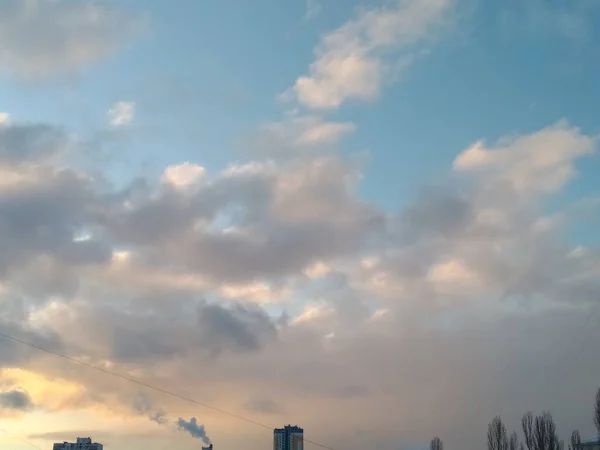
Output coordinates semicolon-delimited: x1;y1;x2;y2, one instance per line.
176;417;211;445
131;393;168;425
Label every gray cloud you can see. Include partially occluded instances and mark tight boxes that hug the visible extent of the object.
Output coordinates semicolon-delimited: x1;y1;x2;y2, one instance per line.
0;171;107;265
0;319;64;369
0;122;112;300
149;410;168;425
101;156;382;284
0;123;69;163
400;185;473;241
0;389;33;410
197;301;278;357
20;295;279;366
0;0;145;79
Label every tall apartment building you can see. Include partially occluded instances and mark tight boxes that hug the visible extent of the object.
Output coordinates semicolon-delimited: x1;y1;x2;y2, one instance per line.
274;425;303;450
53;437;103;450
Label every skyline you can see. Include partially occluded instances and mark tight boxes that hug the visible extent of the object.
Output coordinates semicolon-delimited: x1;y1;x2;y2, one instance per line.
15;424;302;450
1;1;600;450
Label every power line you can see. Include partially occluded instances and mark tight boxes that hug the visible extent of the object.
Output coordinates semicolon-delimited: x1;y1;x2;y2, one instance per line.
0;428;45;450
0;331;333;450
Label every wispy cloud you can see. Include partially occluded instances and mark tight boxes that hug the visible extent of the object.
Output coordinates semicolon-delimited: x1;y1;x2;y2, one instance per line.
108;101;135;127
305;0;322;20
285;0;455;109
454;120;596;195
250;113;356;157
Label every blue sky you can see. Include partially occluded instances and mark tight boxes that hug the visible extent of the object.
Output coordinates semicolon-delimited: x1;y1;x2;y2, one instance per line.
1;2;600;450
2;0;598;209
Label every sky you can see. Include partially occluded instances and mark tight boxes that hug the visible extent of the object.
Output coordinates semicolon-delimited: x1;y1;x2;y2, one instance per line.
0;1;600;450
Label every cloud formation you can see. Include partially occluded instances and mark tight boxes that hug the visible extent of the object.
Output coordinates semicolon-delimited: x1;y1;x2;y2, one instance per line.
0;0;144;79
0;112;597;450
0;54;599;450
286;0;455;109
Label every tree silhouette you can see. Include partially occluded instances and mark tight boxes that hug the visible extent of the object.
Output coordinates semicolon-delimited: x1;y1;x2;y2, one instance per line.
536;412;563;450
510;431;520;450
569;430;581;450
431;437;443;450
522;412;563;450
523;412;535;450
488;416;509;450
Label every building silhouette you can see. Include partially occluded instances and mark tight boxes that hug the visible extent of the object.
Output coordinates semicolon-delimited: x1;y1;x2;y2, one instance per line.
274;425;303;450
53;438;103;450
577;438;600;450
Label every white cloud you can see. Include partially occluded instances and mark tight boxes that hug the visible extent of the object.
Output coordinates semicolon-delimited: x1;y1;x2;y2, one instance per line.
0;0;144;79
162;162;206;189
0;113;9;125
286;0;455;109
454;121;596;195
107;101;135;127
